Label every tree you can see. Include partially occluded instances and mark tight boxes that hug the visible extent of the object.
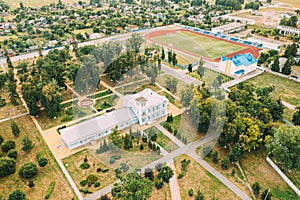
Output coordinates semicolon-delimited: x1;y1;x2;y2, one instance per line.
281;58;292;75
194;190;205;200
161;47;165;60
252;182;261;195
21;136;34;153
38;157;48;167
165;76;178;93
292;107;300;125
8;190;26;200
266;125;300;171
0;157;16;177
262;189;272;200
10;120;20;137
197;59;205;78
1;140;15;152
181;84;194;108
157;166;174;183
18;162;38;179
41;81;62;119
112;172;152;200
7;149;18;159
123;134;133;150
229;143;243;162
108;127;122;148
145;60;159;84
188;64;193;73
126;33;144;53
221;157;230;169
271;56;280;72
239;124;263;151
144;167;154;180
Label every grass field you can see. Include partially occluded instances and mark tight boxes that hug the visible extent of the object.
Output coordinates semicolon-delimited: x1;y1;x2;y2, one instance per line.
246;72;300;106
5;0;88;8
62;149;117;196
188;68;233;86
0;116;75;200
149;31;246;59
276;0;300;8
203;146;298;200
174;154;239;200
144;126;179;152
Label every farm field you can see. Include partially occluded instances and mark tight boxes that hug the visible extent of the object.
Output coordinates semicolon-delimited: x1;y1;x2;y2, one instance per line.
246;72;300;106
0;116;75;200
147;30;246;59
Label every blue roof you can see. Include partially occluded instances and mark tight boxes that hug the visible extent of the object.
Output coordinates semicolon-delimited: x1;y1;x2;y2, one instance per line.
221;53;257;67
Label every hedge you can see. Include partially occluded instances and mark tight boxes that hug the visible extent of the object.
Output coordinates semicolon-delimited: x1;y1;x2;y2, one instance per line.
45;181;55;199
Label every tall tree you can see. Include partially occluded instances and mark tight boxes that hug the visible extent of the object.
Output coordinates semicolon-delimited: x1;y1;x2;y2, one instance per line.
181;84;194;108
10;120;20;137
126;33;144;53
8;190;26;200
292;106;300;125
266;125;300;171
281;58;292;75
41;81;62;119
197;59;205;78
271;56;280;72
161;47;165;60
112;172;152;200
21;136;34;153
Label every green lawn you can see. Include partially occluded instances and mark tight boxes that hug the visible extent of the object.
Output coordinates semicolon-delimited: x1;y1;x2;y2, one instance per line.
188;68;233;86
156;74;186;97
246;72;300;106
150;31;245;59
161;114;202;143
0;116;75;200
144;127;179;152
203;146;298;200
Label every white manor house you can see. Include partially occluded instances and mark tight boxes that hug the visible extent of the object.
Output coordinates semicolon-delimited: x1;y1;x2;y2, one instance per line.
60;89;169;150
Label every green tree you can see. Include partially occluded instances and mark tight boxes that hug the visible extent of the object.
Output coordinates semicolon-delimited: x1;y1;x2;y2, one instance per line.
181;84;194;108
38;157;48;167
262;189;272;200
8;190;26;200
292;107;300;125
197;59;205;78
281;58;292;75
108;127;122;148
112;172;152;200
229;143;243;162
41;81;62;119
10;120;20;137
126;33;144;53
252;182;261;195
266;125;300;171
7;149;18;159
145;60;159;84
194;190;205;200
157;166;174;183
21;136;34;153
271;56;280;72
161;47;165;60
123;134;133;150
18;162;38;179
0;157;16;177
188;64;193;73
1;140;15;152
165;76;178;93
221;157;230;169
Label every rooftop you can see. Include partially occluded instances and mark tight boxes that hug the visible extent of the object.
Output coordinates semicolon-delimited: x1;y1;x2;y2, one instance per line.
221;53;257;67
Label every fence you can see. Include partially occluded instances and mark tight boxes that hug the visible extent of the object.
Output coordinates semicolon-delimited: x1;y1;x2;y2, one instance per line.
266;156;300;197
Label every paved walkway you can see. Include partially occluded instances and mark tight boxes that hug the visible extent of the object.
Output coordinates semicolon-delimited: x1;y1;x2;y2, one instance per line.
167;159;182;200
282;101;296;110
156;124;185;148
0;112;29;123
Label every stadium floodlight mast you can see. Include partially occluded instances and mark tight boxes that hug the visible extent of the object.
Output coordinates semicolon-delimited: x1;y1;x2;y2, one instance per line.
67;32;226;172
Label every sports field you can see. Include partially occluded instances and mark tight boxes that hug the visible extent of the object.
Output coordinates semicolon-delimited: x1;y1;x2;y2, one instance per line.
146;30;246;60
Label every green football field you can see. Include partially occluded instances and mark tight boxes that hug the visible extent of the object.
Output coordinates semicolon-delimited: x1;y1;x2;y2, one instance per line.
150;31;246;59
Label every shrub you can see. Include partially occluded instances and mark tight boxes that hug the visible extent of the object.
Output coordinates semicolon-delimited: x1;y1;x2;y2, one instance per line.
79;188;93;194
155;181;164;189
188;188;194;196
80;162;90;170
7;149;18;159
86;174;99;184
252;182;261;195
94;181;100;187
231;169;236;176
102;168;109;173
8;190;26;200
177;172;185;179
0;98;6;107
45;181;55;199
96;167;102;172
80;180;87;187
111;155;121;160
0;157;16;177
18;162;38;179
60;115;73;122
109;157;115;164
212;151;219;163
38;157;48;167
1;140;15;152
221;158;230;170
100;194;111;200
139;144;144;150
84;155;88;162
0;135;3;144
